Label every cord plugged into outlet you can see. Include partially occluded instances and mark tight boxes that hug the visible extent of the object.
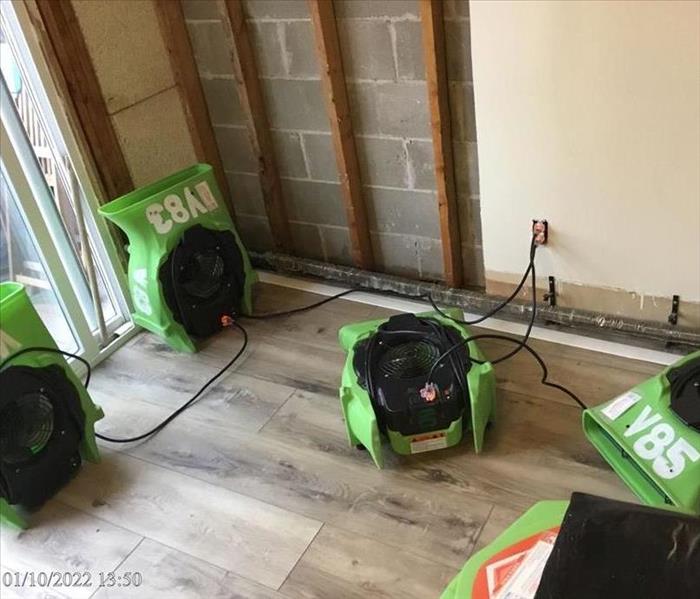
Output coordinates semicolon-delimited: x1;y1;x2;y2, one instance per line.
532;219;548;245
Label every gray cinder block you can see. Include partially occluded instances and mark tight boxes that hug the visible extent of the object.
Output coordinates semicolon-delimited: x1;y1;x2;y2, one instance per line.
284;21;319;78
348;83;381;135
357;137;409;188
225;171;267;217
201;78;245;126
371;232;446;281
271;131;308;178
394;20;425;80
214;126;257;173
334;0;419;19
416;237;444;280
339;20;395;80
183;0;481;281
406;139;436;190
236;214;275;251
245;0;310;20
320;226;353;265
349;83;430;139
250;21;286;77
375;82;431;138
282;179;346;226
187;21;234;77
366;187;440;239
290;222;324;261
371;232;422;278
262;79;330;131
302;133;340;182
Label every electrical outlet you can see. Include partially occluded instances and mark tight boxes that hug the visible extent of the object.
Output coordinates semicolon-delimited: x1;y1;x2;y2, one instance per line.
532;219;548;245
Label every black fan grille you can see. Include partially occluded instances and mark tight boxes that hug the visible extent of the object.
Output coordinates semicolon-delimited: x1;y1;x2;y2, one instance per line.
377;341;441;379
182;250;225;299
0;392;54;465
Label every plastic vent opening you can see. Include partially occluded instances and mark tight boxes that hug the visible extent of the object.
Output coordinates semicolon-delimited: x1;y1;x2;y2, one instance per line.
0;392;54;464
377;341;441;379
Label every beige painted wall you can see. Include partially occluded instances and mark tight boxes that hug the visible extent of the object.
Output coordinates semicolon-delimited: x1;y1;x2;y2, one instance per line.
72;0;197;188
470;1;700;314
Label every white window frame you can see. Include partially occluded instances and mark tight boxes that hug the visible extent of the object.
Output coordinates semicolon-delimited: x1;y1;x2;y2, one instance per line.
1;0;139;368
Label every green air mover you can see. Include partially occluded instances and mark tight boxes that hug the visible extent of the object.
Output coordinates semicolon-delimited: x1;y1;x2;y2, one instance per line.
339;310;496;468
0;282;103;529
99;164;256;353
441;499;568;599
583;351;700;515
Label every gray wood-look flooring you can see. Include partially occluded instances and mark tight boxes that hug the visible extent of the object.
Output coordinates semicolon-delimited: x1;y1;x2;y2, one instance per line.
1;283;662;598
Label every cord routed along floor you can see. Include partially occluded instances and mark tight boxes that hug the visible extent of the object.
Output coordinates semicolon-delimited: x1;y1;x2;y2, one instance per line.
0;284;664;598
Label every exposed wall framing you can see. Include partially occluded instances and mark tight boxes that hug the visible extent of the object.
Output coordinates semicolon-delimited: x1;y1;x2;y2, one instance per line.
154;0;235;218
222;0;293;252
34;0;133;201
308;0;374;271
420;0;463;288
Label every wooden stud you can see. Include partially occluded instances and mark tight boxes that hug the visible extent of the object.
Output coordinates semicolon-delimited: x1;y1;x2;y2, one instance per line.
222;0;293;253
420;0;463;287
154;0;236;220
34;0;133;201
308;0;374;270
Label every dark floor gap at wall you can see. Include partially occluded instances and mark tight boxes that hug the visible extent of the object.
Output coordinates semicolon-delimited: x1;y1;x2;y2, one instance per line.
251;252;700;351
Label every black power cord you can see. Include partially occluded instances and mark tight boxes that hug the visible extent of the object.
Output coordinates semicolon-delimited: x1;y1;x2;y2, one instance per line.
426;237;587;411
427;236;538;374
242;288;357;319
0;346;93;386
468;334;588;411
0;237;583;446
1;287;360;446
99;288;372;442
0;323;250;444
428;236;537;327
96;321;249;443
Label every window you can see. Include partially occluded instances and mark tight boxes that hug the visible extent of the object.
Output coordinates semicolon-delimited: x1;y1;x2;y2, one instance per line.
0;1;134;364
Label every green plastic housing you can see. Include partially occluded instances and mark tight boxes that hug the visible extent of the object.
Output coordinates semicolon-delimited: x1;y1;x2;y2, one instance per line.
339;309;496;468
441;500;569;599
583;351;700;515
99;164;256;353
0;282;103;529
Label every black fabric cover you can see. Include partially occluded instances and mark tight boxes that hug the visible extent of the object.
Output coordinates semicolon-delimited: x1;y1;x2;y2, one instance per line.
0;365;84;508
352;313;470;435
668;355;700;432
534;492;700;599
159;225;245;338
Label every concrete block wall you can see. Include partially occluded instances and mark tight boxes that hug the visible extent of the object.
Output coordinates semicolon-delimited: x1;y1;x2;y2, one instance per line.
184;0;350;263
183;0;483;285
336;0;440;279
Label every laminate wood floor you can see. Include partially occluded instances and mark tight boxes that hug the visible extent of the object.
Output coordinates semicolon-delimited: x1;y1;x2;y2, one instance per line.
1;282;664;598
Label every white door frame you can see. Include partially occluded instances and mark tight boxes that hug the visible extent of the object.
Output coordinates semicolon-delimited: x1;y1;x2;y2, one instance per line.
4;1;132;318
1;1;140;366
1;113;99;357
